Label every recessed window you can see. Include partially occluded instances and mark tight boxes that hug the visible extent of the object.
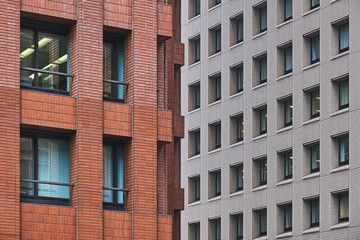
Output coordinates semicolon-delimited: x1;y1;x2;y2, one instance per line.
103;143;125;210
338;192;349;222
189;222;201;240
310;143;320;173
260;57;267;84
253;105;267;137
209;170;221;199
189;176;201;203
310;35;320;64
189;129;201;158
303;30;320;67
237;18;244;43
284;0;292;21
230;114;244;145
283;203;292;232
230;164;244;194
284;99;293;127
253;2;267;36
277;42;292;77
189;82;201;112
189;35;201;65
310;89;320;118
209;218;221;240
311;0;319;9
252;53;267;87
230;14;243;46
310;198;320;227
253;208;267;237
20;132;70;205
304;86;320;121
189;0;201;19
339;23;349;53
253;157;267;188
260;108;267;135
209;121;221;151
20;20;71;93
209;25;222;56
230;64;243;96
230;214;243;240
209;74;222;104
209;0;221;9
339;136;349;166
260;7;267;33
215;29;221;53
339;80;349;109
284;151;293;179
284;47;292;74
103;34;126;101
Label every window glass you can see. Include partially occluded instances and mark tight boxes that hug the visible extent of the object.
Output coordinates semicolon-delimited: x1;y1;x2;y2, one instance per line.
195;39;200;62
339;80;349;109
215;171;221;196
339;193;349;222
195;131;200;155
284;204;292;232
237;116;244;142
260;58;267;83
195;0;200;16
311;199;320;226
284;47;292;74
311;90;320;118
339;137;349;165
195;223;200;240
284;100;293;126
260;159;267;185
260;7;267;32
311;36;320;64
237;165;244;191
311;0;319;9
215;124;221;149
339;23;349;52
20;137;34;196
215;219;221;240
311;144;320;172
260;210;267;235
195;177;200;201
237;214;243;239
260;108;267;134
237;18;243;43
215;29;221;53
215;77;221;101
284;152;293;179
195;84;201;109
237;68;244;93
285;0;292;21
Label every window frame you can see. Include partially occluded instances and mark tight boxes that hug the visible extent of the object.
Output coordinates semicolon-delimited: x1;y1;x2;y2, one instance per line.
236;67;244;93
259;158;267;186
236;165;244;191
215;29;221;53
236;115;244;142
260;6;267;33
338;192;349;223
284;99;293;127
259;108;267;135
339;80;349;110
339;22;349;53
310;198;320;227
310;0;319;9
236;214;244;239
310;144;320;173
283;204;292;232
284;46;293;74
237;18;244;43
260;57;267;84
310;90;320;119
310;35;320;64
338;136;349;166
284;0;292;22
284;151;293;180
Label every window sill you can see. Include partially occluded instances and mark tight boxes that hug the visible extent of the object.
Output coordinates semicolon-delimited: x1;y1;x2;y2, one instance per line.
330;0;340;3
208;148;221;155
252;31;267;40
276;72;293;81
276;19;293;29
229;91;243;99
229;41;244;50
208;100;221;107
208;51;221;60
276;178;293;186
188;200;201;207
254;236;267;240
330;222;349;230
276;232;292;239
331;51;349;61
330;164;349;174
252;82;267;91
188;154;201;161
188;108;201;115
229;190;244;197
303;117;320;126
302;62;320;72
331;108;349;117
208;3;221;12
302;227;320;235
276;125;293;134
188;61;201;68
188;14;201;23
229;141;244;148
302;7;320;17
252;133;267;141
252;185;267;192
208;195;221;202
302;172;320;180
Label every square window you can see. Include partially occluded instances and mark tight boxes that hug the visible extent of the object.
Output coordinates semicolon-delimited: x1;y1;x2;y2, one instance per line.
209;74;222;104
189;129;200;158
189;222;201;240
230;114;244;145
189;35;201;65
209;25;222;56
209;170;221;199
189;82;201;111
209;121;221;151
253;209;267;237
276;0;292;25
189;176;201;203
209;218;221;240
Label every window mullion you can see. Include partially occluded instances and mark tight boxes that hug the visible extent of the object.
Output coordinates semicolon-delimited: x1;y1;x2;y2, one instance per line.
34;27;39;88
113;145;118;204
34;136;39;196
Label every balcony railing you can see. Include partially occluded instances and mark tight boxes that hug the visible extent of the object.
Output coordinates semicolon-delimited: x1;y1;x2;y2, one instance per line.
103;186;129;210
103;79;129;102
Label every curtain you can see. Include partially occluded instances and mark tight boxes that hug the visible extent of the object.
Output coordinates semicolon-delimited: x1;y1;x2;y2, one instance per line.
340;81;349;107
103;145;113;203
339;193;349;220
20;137;34;195
311;199;319;225
311;36;320;62
260;7;267;31
339;23;349;51
285;0;292;20
285;47;292;73
260;58;267;82
38;138;69;199
284;205;292;229
237;18;243;42
237;215;243;237
117;146;124;204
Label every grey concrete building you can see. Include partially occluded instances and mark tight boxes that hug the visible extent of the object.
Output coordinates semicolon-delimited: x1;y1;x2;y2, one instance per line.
180;0;360;239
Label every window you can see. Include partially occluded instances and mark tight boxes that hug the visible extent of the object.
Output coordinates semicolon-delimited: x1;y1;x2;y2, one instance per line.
253;157;267;188
189;36;201;65
20;20;71;93
209;75;222;103
338;192;349;222
189;222;200;240
209;122;221;151
237;67;244;93
195;39;201;62
209;170;221;199
284;151;293;179
259;158;267;186
236;214;243;239
189;82;201;111
230;64;243;96
215;123;221;149
103;36;125;101
311;89;320;118
194;84;201;109
283;204;292;232
20;132;70;204
237;165;244;191
215;171;221;196
339;136;349;166
310;144;320;173
103;143;125;209
195;0;201;16
213;218;221;240
311;0;319;9
260;57;267;84
209;25;222;56
230;14;243;46
236;115;244;142
253;209;267;238
189;129;200;157
189;0;200;18
260;108;267;135
260;6;267;33
215;29;221;53
310;198;320;227
194;176;200;201
189;176;200;203
237;18;243;43
215;77;221;101
339;80;349;109
284;99;293;127
284;47;292;74
253;53;267;87
310;35;320;64
259;209;267;236
338;23;349;53
195;131;200;155
284;0;292;21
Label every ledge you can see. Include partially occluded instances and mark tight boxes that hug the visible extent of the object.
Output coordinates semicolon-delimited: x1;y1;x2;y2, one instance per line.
229;190;244;197
229;91;243;99
302;7;320;17
188;108;201;115
252;185;267;192
208;195;221;202
188;14;200;23
302;172;320;180
302;227;320;235
188;61;200;68
252;31;267;40
208;51;221;60
229;41;244;50
276;232;292;239
208;100;221;107
252;134;267;141
330;165;349;174
330;108;349;117
229;141;244;148
208;3;221;12
188;200;201;207
208;148;221;155
330;222;349;230
276;125;293;134
276;178;293;186
331;51;349;61
303;117;320;126
276;72;293;81
302;62;320;72
252;82;267;90
276;19;293;28
254;236;267;240
188;154;201;161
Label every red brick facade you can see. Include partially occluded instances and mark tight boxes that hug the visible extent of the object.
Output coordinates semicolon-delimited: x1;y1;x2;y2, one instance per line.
0;0;184;239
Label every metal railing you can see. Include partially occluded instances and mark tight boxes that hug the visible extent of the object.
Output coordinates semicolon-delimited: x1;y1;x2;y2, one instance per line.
103;79;129;101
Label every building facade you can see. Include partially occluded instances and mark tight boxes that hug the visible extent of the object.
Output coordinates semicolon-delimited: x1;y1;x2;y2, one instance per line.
181;0;360;239
0;0;184;239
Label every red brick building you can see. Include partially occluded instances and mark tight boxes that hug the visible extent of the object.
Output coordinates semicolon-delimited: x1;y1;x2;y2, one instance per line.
0;0;184;239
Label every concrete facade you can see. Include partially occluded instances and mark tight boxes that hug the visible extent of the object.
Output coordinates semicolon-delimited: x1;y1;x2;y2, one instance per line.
181;0;360;239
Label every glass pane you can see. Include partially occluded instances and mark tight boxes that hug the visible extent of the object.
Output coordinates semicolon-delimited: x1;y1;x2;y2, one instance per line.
311;145;320;171
215;29;221;52
237;68;243;92
38;32;68;91
216;219;221;240
311;90;320;117
339;23;349;51
311;199;319;225
311;0;319;8
284;152;293;178
195;85;200;108
339;193;349;220
216;77;221;100
237;215;243;237
284;205;292;230
260;7;267;32
285;0;292;20
195;39;200;61
117;146;125;204
311;36;320;63
237;116;244;141
215;172;221;195
339;137;349;164
339;81;349;107
260;109;267;133
237;19;243;42
103;145;113;203
195;131;200;155
260;210;267;234
20;137;34;196
285;47;292;73
284;100;293;125
237;165;243;190
260;58;267;82
195;223;200;240
20;28;35;86
195;177;200;200
38;138;69;199
195;0;200;15
260;159;267;184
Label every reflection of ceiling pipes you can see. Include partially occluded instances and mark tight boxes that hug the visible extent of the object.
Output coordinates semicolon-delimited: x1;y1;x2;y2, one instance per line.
28;54;68;79
20;37;52;59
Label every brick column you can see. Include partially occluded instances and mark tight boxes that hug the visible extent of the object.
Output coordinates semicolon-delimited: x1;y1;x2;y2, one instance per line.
0;0;21;238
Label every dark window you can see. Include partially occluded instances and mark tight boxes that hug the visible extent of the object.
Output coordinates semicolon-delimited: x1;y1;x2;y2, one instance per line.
215;0;221;6
284;152;293;179
20;21;70;93
237;18;243;43
237;214;243;239
259;209;267;236
339;193;349;222
195;84;201;109
194;223;200;240
195;39;201;62
310;198;320;227
339;137;349;166
195;131;201;155
237;67;244;93
215;77;221;101
310;35;320;64
339;23;349;53
260;159;267;186
236;116;244;142
215;123;221;149
284;0;292;21
284;47;292;74
103;37;125;101
260;7;267;32
195;176;201;201
311;0;319;9
284;99;293;127
339;80;349;109
311;90;320;118
214;218;221;240
195;0;201;16
20;133;70;205
215;29;221;53
260;57;267;84
260;108;267;135
103;143;125;209
310;144;320;173
237;165;244;191
284;204;292;232
215;171;221;196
